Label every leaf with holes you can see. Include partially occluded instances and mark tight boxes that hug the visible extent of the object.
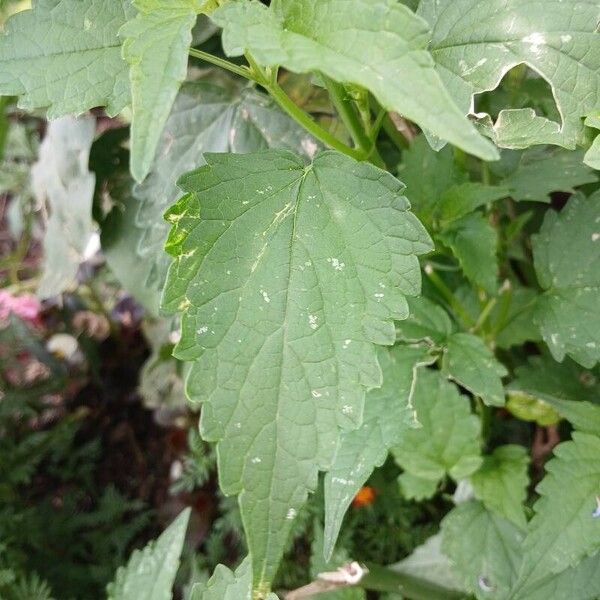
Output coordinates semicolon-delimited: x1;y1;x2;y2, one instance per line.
211;0;497;161
419;0;600;149
532;192;600;368
162;150;432;594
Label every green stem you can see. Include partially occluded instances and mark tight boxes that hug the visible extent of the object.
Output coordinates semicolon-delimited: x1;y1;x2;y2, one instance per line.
188;48;258;82
424;263;474;328
472;296;497;334
361;563;465;600
321;75;372;153
243;54;364;160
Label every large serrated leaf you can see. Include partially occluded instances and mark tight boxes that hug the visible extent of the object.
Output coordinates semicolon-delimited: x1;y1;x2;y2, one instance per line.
106;508;190;600
162;150;432;594
441;501;525;600
392;369;482;491
419;0;600;148
512;433;600;593
532;192;600;367
31;115;96;299
135;81;318;296
211;0;497;161
323;345;432;560
119;0;199;182
0;0;133;118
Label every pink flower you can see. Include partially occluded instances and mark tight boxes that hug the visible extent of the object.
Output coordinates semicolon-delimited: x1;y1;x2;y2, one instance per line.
0;291;42;324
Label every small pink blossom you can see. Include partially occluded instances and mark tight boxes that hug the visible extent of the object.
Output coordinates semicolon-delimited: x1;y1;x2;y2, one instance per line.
0;291;42;324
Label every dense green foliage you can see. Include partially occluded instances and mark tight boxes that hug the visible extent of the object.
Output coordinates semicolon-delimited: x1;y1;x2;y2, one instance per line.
2;0;600;599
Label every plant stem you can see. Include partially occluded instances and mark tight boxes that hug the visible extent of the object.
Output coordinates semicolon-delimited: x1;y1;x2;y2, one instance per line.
189;48;258;82
472;296;497;334
321;75;372;154
242;54;364;160
424;263;474;328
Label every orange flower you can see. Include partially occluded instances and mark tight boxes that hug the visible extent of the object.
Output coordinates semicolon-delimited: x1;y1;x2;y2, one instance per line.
352;486;376;508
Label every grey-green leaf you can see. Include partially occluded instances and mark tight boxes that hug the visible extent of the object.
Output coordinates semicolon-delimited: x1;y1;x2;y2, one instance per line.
323;345;432;560
119;0;198;182
107;508;190;600
420;0;600;149
212;0;497;161
0;0;133;118
392;369;482;487
532;192;600;368
32;115;97;299
471;445;529;529
441;501;525;600
162;150;432;594
442;333;507;407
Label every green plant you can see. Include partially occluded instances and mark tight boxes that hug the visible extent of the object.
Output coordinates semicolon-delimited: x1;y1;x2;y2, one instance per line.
2;1;600;599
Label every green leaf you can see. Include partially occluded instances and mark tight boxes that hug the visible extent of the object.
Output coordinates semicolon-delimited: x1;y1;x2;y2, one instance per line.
392;369;482;487
135;81;318;296
501;148;597;203
323;345;432;560
512;433;600;591
492;286;541;350
190;556;280;600
398;471;440;501
106;508;190;600
532;192;600;368
397;135;465;223
507;355;600;435
390;534;465;595
119;0;199;182
31;115;97;299
515;554;600;600
437;182;509;224
395;296;454;346
437;212;499;294
442;333;507;407
471;445;529;529
162;150;432;594
419;0;600;148
441;501;524;600
212;0;498;161
584;114;600;170
0;0;133;117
